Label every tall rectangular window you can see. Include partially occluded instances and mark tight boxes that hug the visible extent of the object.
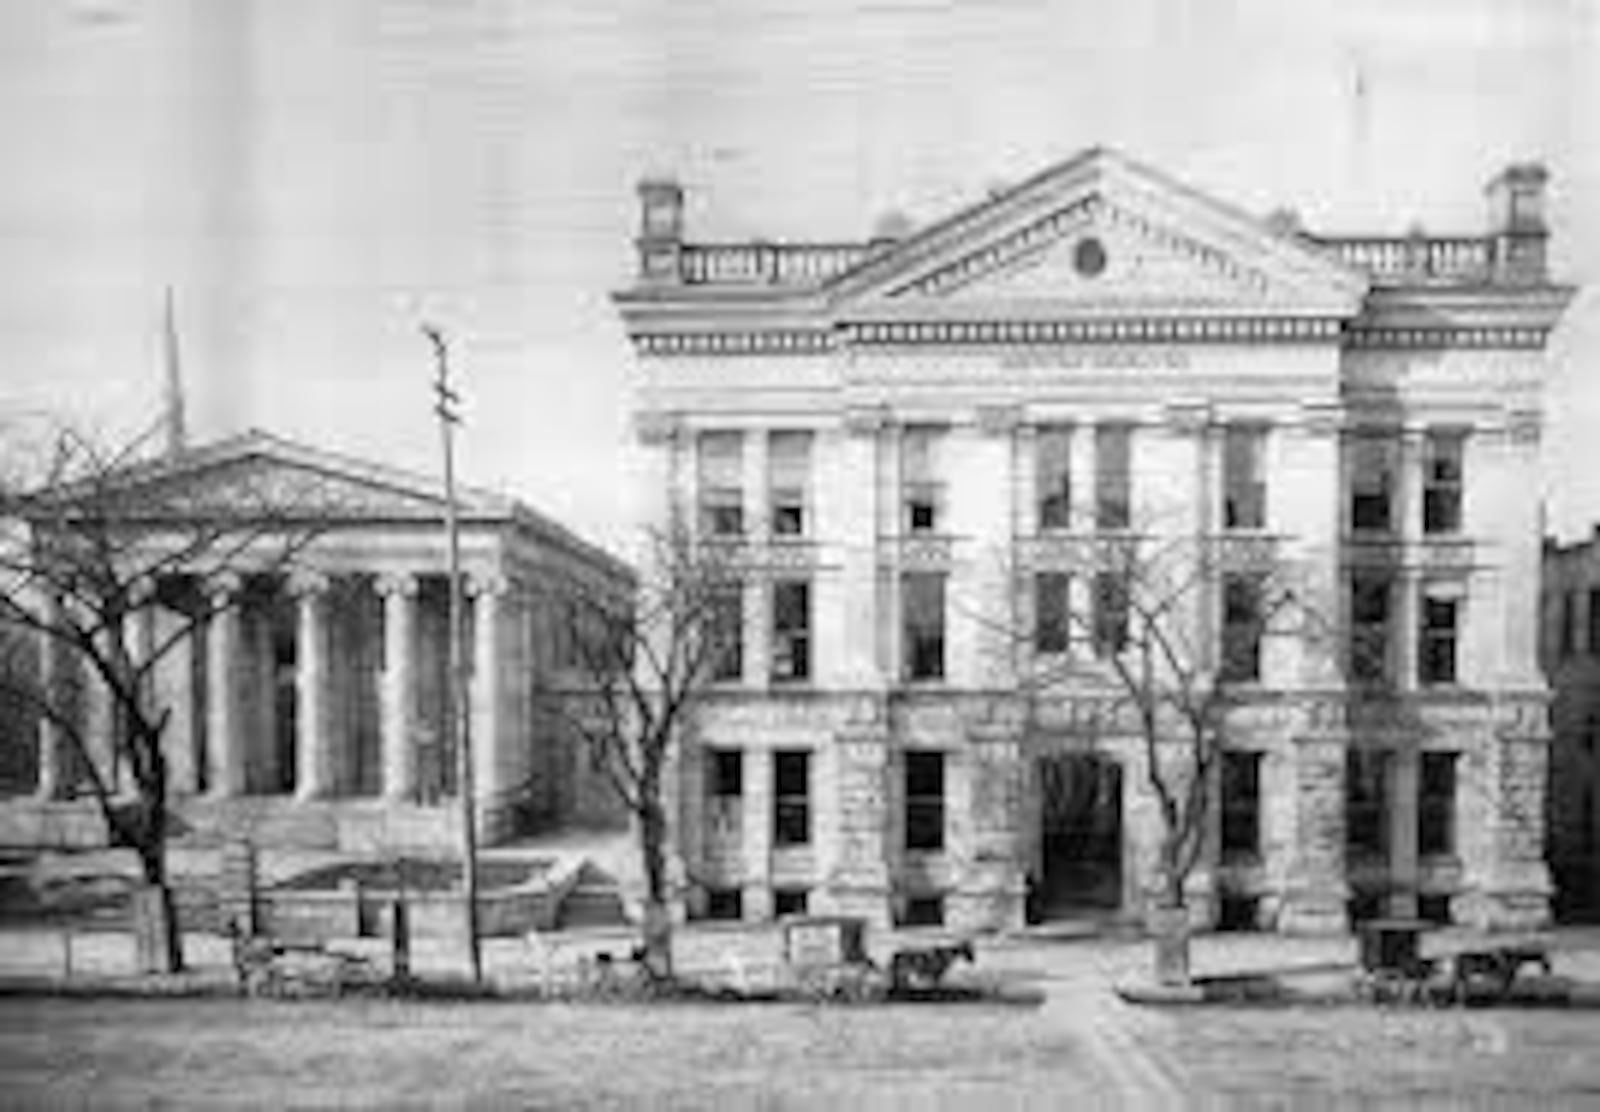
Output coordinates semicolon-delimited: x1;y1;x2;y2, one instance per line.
1036;424;1074;531
902;572;946;681
1419;591;1459;687
1588;587;1600;657
1346;749;1392;862
704;747;742;841
1092;571;1129;658
904;751;946;851
1349;573;1393;682
1220;751;1262;858
709;586;743;682
773;750;810;846
1561;590;1578;658
697;431;744;537
1223;425;1267;531
1419;752;1458;856
1095;424;1132;530
1349;432;1398;533
902;426;944;534
1221;573;1264;683
770;580;811;683
1422;431;1465;535
1034;572;1072;654
707;748;742;799
768;431;812;537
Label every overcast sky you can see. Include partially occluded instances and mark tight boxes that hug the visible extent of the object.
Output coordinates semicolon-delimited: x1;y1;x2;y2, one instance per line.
0;0;1594;553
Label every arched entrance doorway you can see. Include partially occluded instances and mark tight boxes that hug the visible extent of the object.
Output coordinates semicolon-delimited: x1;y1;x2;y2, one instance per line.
1031;752;1123;921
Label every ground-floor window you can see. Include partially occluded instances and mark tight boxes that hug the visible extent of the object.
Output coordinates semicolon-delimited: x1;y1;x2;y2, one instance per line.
1346;749;1391;863
705;887;743;921
1419;751;1458;856
1220;750;1262;860
773;749;811;846
1216;894;1259;932
898;895;945;928
773;888;808;918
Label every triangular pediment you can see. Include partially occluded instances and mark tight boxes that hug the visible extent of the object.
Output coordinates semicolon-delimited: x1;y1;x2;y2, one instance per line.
827;147;1368;319
75;430;514;526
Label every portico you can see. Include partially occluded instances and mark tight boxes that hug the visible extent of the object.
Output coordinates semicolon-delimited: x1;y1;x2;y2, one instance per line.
1;430;633;852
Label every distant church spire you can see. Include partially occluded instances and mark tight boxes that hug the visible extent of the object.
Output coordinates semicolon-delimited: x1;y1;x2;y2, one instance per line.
162;285;188;457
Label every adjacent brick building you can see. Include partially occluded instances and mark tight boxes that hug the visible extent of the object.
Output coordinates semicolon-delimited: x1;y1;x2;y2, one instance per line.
613;147;1576;935
1541;532;1600;921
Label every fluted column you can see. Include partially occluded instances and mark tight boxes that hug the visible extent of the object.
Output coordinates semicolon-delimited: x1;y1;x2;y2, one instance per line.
33;596;64;800
292;572;332;801
377;573;418;802
206;575;246;796
468;575;504;822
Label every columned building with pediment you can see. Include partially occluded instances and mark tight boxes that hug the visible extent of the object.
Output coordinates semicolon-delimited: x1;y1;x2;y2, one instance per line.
0;431;630;851
614;147;1576;934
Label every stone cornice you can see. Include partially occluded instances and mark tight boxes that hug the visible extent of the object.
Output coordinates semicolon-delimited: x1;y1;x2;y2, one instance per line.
1343;326;1552;351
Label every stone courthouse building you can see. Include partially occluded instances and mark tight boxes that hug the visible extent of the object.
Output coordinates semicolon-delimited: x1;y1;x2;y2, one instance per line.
0;430;630;851
613;147;1576;934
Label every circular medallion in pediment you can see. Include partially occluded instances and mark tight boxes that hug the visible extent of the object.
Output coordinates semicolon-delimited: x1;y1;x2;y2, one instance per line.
1073;237;1108;278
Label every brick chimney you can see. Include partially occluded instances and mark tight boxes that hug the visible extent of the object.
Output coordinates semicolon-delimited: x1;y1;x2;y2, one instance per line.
1485;162;1549;285
635;177;685;284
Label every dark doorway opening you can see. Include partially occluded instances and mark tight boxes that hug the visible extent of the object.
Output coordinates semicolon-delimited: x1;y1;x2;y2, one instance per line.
1032;753;1122;921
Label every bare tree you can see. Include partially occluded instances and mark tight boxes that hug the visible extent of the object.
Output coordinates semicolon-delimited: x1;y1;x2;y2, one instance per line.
989;528;1330;986
0;419;330;973
542;516;738;981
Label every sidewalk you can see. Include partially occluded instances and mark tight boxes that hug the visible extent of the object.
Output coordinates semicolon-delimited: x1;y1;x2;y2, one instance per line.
7;920;1600;998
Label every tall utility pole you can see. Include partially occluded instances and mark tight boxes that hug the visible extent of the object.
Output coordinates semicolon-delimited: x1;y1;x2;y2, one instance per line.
424;323;482;984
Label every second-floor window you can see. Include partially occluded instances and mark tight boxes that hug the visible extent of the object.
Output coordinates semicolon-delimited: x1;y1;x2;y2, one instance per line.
1419;589;1459;687
1035;571;1072;654
1589;587;1600;657
770;580;811;683
1221;573;1264;683
1223;425;1267;531
903;572;946;681
1095;424;1132;530
773;750;811;846
1349;432;1398;533
709;585;744;682
697;431;744;537
1350;573;1393;683
1036;424;1073;531
1423;431;1465;535
902;425;944;534
768;430;812;537
1092;571;1129;658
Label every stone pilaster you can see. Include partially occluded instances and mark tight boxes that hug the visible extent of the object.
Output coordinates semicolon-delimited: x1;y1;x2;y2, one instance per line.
834;408;888;684
1387;744;1420;918
33;602;64;800
205;575;246;797
291;572;332;801
377;573;418;802
1277;726;1351;933
951;728;1027;932
741;745;773;921
468;575;505;833
825;726;891;927
1456;698;1553;929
